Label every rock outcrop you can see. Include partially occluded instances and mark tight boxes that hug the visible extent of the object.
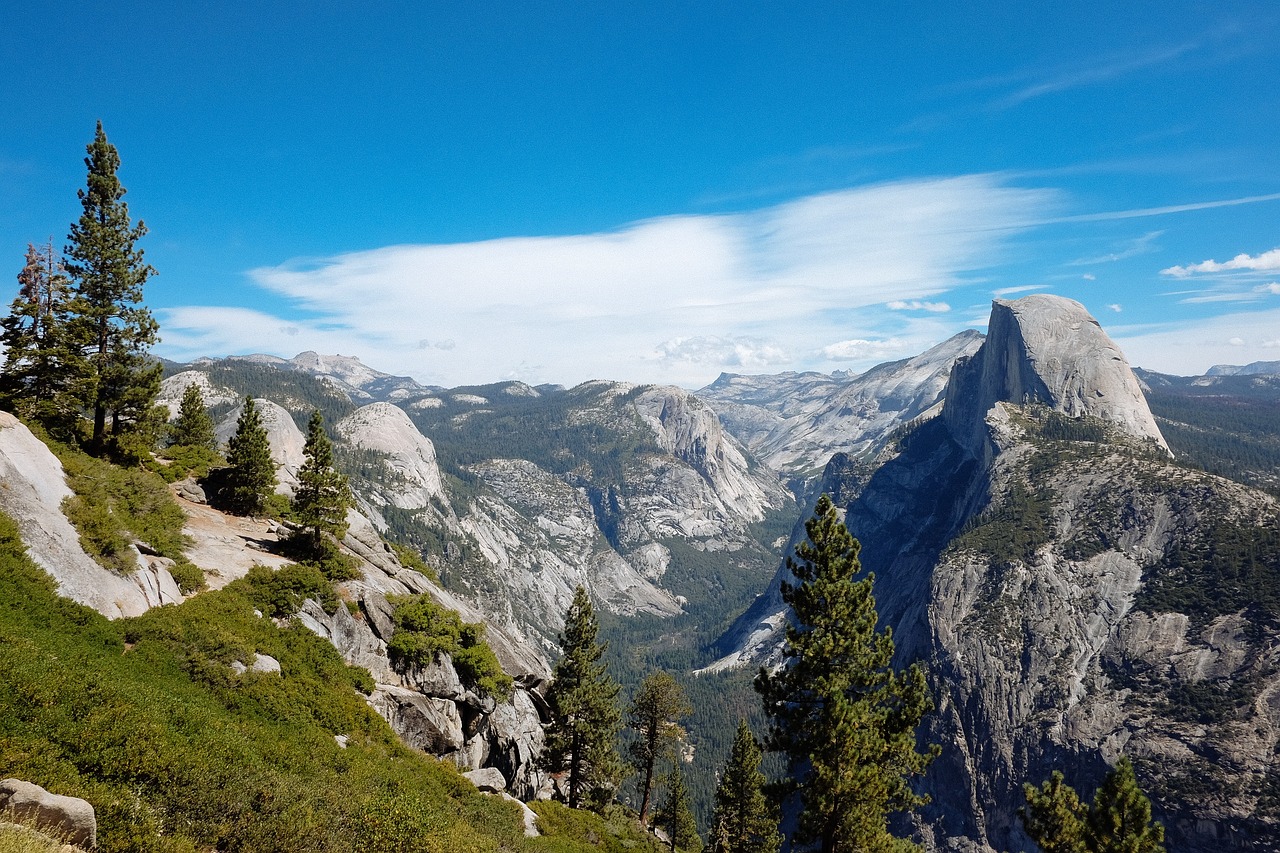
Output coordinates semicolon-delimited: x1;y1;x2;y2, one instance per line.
942;296;1168;463
0;412;182;619
0;778;96;850
214;398;306;493
335;403;449;510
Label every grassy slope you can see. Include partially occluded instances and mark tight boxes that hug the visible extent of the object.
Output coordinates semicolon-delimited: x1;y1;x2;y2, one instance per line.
0;510;658;853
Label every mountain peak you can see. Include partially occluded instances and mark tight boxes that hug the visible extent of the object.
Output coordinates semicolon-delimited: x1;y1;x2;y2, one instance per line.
943;294;1168;458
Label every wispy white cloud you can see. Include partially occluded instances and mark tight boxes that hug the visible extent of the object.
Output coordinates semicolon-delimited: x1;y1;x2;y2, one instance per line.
819;338;910;361
887;300;950;313
992;284;1047;297
1070;230;1163;265
1107;304;1123;312
1049;193;1280;225
1257;282;1280;295
1161;247;1280;277
1082;274;1096;281
1112;307;1280;374
991;43;1197;109
159;175;1057;387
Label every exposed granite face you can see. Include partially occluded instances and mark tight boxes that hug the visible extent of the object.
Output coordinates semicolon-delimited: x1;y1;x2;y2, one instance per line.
943;295;1169;464
335;402;448;509
709;296;1277;850
699;330;985;483
0;412;182;619
213;398;307;494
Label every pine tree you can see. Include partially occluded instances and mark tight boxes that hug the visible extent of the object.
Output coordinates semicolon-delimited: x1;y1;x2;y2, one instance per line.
655;767;702;853
755;494;938;853
222;397;276;516
1086;758;1164;853
0;241;86;434
710;720;779;853
1021;758;1164;853
169;382;217;451
629;671;692;824
1021;772;1089;853
542;585;624;810
291;409;351;556
63;121;160;450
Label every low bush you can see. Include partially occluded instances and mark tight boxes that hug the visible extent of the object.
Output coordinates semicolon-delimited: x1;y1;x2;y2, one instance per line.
387;595;513;700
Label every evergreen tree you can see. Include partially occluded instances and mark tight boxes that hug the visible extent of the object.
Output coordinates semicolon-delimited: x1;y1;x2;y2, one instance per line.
0;241;85;434
1021;772;1089;853
1021;758;1164;853
628;671;692;824
655;767;702;853
1085;758;1164;853
291;409;351;556
222;397;276;516
710;720;779;853
63;121;160;450
755;494;938;853
542;585;624;810
169;382;217;450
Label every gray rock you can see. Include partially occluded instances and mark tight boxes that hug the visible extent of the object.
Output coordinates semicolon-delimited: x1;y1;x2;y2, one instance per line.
463;767;507;793
942;295;1169;463
250;653;281;674
0;778;96;850
369;686;465;754
173;478;207;504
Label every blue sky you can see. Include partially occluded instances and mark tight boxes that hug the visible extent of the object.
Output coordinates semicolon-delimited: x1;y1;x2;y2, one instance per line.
2;2;1279;388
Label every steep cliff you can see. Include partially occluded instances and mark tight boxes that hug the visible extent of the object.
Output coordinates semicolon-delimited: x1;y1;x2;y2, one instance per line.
712;295;1280;850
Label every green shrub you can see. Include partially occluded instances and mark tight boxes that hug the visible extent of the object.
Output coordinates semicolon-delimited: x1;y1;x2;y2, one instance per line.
53;444;192;575
149;443;224;483
387;595;513;700
243;562;337;618
168;559;207;594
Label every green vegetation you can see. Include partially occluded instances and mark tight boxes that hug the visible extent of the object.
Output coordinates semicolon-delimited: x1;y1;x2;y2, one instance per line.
220;397;277;516
0;510;553;853
1021;758;1165;853
290;410;352;558
63;122;161;452
543;586;625;811
385;594;513;700
756;495;938;853
654;769;701;853
708;720;779;853
627;672;691;824
1143;379;1280;496
0;241;85;439
528;800;663;853
52;440;201;590
1137;513;1280;627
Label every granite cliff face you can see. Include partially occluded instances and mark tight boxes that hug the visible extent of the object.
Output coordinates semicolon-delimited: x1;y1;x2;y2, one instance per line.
712;295;1280;850
700;330;984;490
943;295;1168;463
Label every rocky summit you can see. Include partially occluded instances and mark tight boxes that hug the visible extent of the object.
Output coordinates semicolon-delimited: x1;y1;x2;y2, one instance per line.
712;294;1279;851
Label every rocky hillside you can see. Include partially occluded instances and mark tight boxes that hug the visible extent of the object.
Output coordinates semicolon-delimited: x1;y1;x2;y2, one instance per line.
0;411;549;800
711;295;1280;851
158;364;795;664
698;330;983;494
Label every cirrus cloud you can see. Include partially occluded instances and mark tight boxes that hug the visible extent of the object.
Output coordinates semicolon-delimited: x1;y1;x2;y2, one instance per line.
1161;247;1280;278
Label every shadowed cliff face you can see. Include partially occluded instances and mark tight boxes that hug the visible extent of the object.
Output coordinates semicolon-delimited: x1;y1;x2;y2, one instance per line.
713;296;1280;851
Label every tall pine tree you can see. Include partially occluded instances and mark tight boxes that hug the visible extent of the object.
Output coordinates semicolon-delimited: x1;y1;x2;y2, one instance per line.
63;121;160;450
655;767;702;853
541;585;624;810
755;495;938;853
222;397;276;516
0;241;85;434
169;382;217;451
710;720;779;853
628;671;692;824
291;409;351;557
